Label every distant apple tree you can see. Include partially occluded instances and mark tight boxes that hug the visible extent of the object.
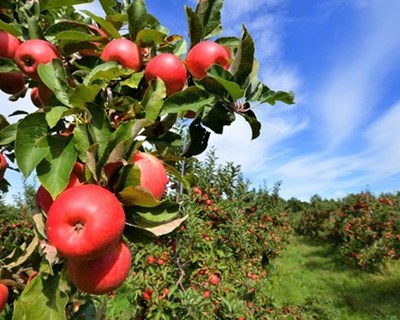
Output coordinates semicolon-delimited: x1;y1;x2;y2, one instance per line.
0;0;294;318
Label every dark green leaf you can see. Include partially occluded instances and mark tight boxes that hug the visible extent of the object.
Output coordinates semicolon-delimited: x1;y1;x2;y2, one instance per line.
40;0;93;10
161;87;216;116
69;84;102;108
141;79;166;123
86;103;114;156
202;102;235;134
127;0;147;41
12;271;69;320
239;108;261;140
196;0;223;39
37;135;77;199
0;20;22;37
99;0;119;16
182;120;210;157
124;224;158;244
37;60;73;107
206;65;244;100
0;114;10;131
185;6;203;48
73;124;91;162
81;10;121;39
15;113;49;178
115;163;141;192
0;123;17;145
0;58;19;73
231;25;255;87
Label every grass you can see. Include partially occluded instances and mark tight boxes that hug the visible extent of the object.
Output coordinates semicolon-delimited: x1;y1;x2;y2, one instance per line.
267;234;400;319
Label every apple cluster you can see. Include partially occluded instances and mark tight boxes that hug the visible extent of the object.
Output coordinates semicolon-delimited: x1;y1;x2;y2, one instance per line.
33;152;168;295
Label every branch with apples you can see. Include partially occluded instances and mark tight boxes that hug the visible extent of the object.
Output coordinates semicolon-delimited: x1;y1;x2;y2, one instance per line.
0;0;294;317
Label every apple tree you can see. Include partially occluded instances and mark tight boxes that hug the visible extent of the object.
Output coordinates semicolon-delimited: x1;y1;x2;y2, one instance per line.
0;0;294;318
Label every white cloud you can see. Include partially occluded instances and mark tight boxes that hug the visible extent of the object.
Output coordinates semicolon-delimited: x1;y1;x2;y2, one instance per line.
316;0;400;148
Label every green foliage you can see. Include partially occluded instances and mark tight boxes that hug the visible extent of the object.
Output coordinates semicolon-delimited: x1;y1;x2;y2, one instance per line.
103;151;293;319
296;192;400;271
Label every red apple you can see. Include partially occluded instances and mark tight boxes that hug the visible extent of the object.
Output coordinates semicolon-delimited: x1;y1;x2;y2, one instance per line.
36;172;81;214
132;152;168;201
0;72;25;95
101;38;142;71
30;84;53;107
14;39;60;80
208;274;219;285
67;240;131;295
186;41;230;79
0;31;21;59
46;184;125;261
144;53;187;96
0;153;6;180
80;25;107;56
0;283;8;313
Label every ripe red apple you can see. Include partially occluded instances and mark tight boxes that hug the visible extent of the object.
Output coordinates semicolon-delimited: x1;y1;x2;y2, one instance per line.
144;53;187;96
0;31;21;59
208;274;219;285
80;25;107;56
101;38;142;71
0;72;25;95
46;184;125;260
14;39;60;80
36;172;81;214
0;283;8;313
186;41;230;79
0;153;6;180
67;240;131;295
132;152;168;201
30;84;53;107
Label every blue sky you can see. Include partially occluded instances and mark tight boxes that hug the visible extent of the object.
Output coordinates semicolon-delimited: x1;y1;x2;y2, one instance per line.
1;0;400;201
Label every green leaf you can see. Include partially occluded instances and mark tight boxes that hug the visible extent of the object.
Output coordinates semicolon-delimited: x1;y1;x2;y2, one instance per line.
37;60;73;107
86;104;114;156
99;0;119;16
118;185;161;207
80;10;121;39
136;29;166;47
83;62;133;87
69;84;102;108
185;6;204;48
40;0;93;10
0;20;22;37
124;224;158;244
54;30;103;42
37;135;77;199
161;87;217;116
201;102;235;134
45;21;98;37
119;71;144;89
73;124;91;162
0;114;10;131
196;0;224;39
127;0;148;41
12;271;69;320
239;108;261;140
15;113;49;178
141;79;166;123
115;163;141;192
231;25;255;87
182;120;210;157
0;58;19;73
260;90;295;105
206;65;244;100
45;107;69;129
128;201;180;226
0;123;17;145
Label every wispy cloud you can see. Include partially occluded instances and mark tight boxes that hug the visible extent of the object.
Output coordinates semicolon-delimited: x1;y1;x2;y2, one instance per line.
316;1;400;148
